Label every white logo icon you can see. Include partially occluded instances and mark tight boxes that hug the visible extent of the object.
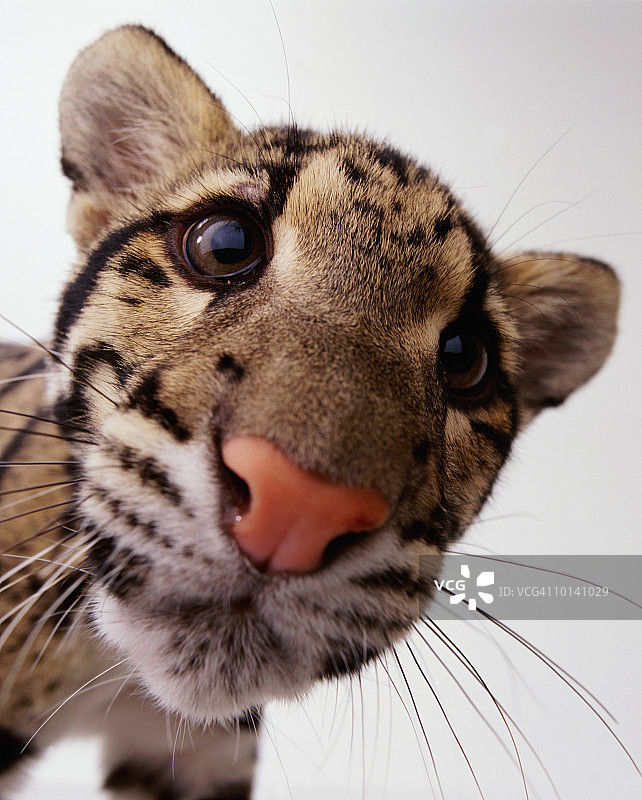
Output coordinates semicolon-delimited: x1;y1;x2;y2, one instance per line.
450;564;494;611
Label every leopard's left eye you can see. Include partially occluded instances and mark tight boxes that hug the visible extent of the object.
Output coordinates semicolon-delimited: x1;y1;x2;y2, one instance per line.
439;323;490;396
182;211;266;279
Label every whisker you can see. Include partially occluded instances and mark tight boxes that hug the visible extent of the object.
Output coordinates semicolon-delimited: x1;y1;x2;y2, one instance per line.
0;559;77;654
0;372;52;387
415;619;538;798
0;532;71;585
405;640;487;799
0;460;77;467
0;312;119;408
0;536;79;597
466;600;641;777
103;672;134;719
0;407;90;434
0;424;93;446
200;68;276;165
357;672;366;800
0;479;79;499
21;659;128;751
530;230;641;249
485;124;576;242
490;199;575;249
0;482;74;513
268;0;294;131
0;552;92;579
390;647;445;800
31;590;87;670
2;574;87;699
0;514;77;559
495;191;596;256
0;498;75;527
376;653;438;798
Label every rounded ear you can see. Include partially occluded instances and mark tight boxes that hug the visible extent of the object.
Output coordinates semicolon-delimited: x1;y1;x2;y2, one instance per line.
496;252;619;425
59;25;241;246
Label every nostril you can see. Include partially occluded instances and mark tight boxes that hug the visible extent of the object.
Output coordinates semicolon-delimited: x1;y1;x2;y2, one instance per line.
219;459;251;524
321;530;369;567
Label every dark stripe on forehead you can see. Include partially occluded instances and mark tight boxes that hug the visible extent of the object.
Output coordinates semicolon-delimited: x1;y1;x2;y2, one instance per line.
461;266;490;314
54;213;172;349
369;144;410;186
260;126;302;218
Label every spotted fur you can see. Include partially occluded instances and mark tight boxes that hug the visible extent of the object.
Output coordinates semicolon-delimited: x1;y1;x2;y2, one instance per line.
0;26;619;799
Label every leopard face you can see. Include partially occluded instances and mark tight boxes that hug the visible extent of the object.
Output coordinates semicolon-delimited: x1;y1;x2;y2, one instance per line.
50;26;618;725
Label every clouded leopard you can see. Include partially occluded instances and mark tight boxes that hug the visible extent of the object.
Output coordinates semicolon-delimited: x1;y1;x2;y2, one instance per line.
0;21;632;800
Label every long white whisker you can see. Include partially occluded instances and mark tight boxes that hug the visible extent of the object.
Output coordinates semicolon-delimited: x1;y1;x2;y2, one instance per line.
22;659;128;751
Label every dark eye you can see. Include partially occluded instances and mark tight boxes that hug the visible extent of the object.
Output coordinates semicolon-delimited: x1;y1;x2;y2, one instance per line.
183;212;266;279
439;323;490;396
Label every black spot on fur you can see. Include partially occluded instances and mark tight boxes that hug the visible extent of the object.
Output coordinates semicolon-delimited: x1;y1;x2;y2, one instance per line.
217;353;245;382
76;343;133;387
426;505;460;548
205;783;253;800
355;567;431;597
458;210;489;266
407;225;426;249
55;572;87;614
432;215;453;243
236;707;261;731
87;536;150;599
470;421;512;458
60;155;84;189
370;145;410;186
342;158;368;184
116;446;186;505
104;761;180;799
412;439;431;465
128;371;191;441
261;126;302;218
400;519;432;542
54;344;131;429
119;296;143;307
140;262;169;288
109;550;151;599
320;639;380;680
54;391;89;431
54;213;172;349
0;727;36;772
87;536;117;576
125;512;140;528
118;254;171;287
459;264;490;319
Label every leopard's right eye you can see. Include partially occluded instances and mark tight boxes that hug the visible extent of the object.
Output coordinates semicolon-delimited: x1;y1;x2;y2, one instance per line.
439;323;491;399
183;211;267;280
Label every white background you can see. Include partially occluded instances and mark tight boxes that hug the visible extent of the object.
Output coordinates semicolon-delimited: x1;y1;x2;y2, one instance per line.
1;1;640;798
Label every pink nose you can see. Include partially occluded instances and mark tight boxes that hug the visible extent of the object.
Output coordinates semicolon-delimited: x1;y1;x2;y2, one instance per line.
221;436;390;573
